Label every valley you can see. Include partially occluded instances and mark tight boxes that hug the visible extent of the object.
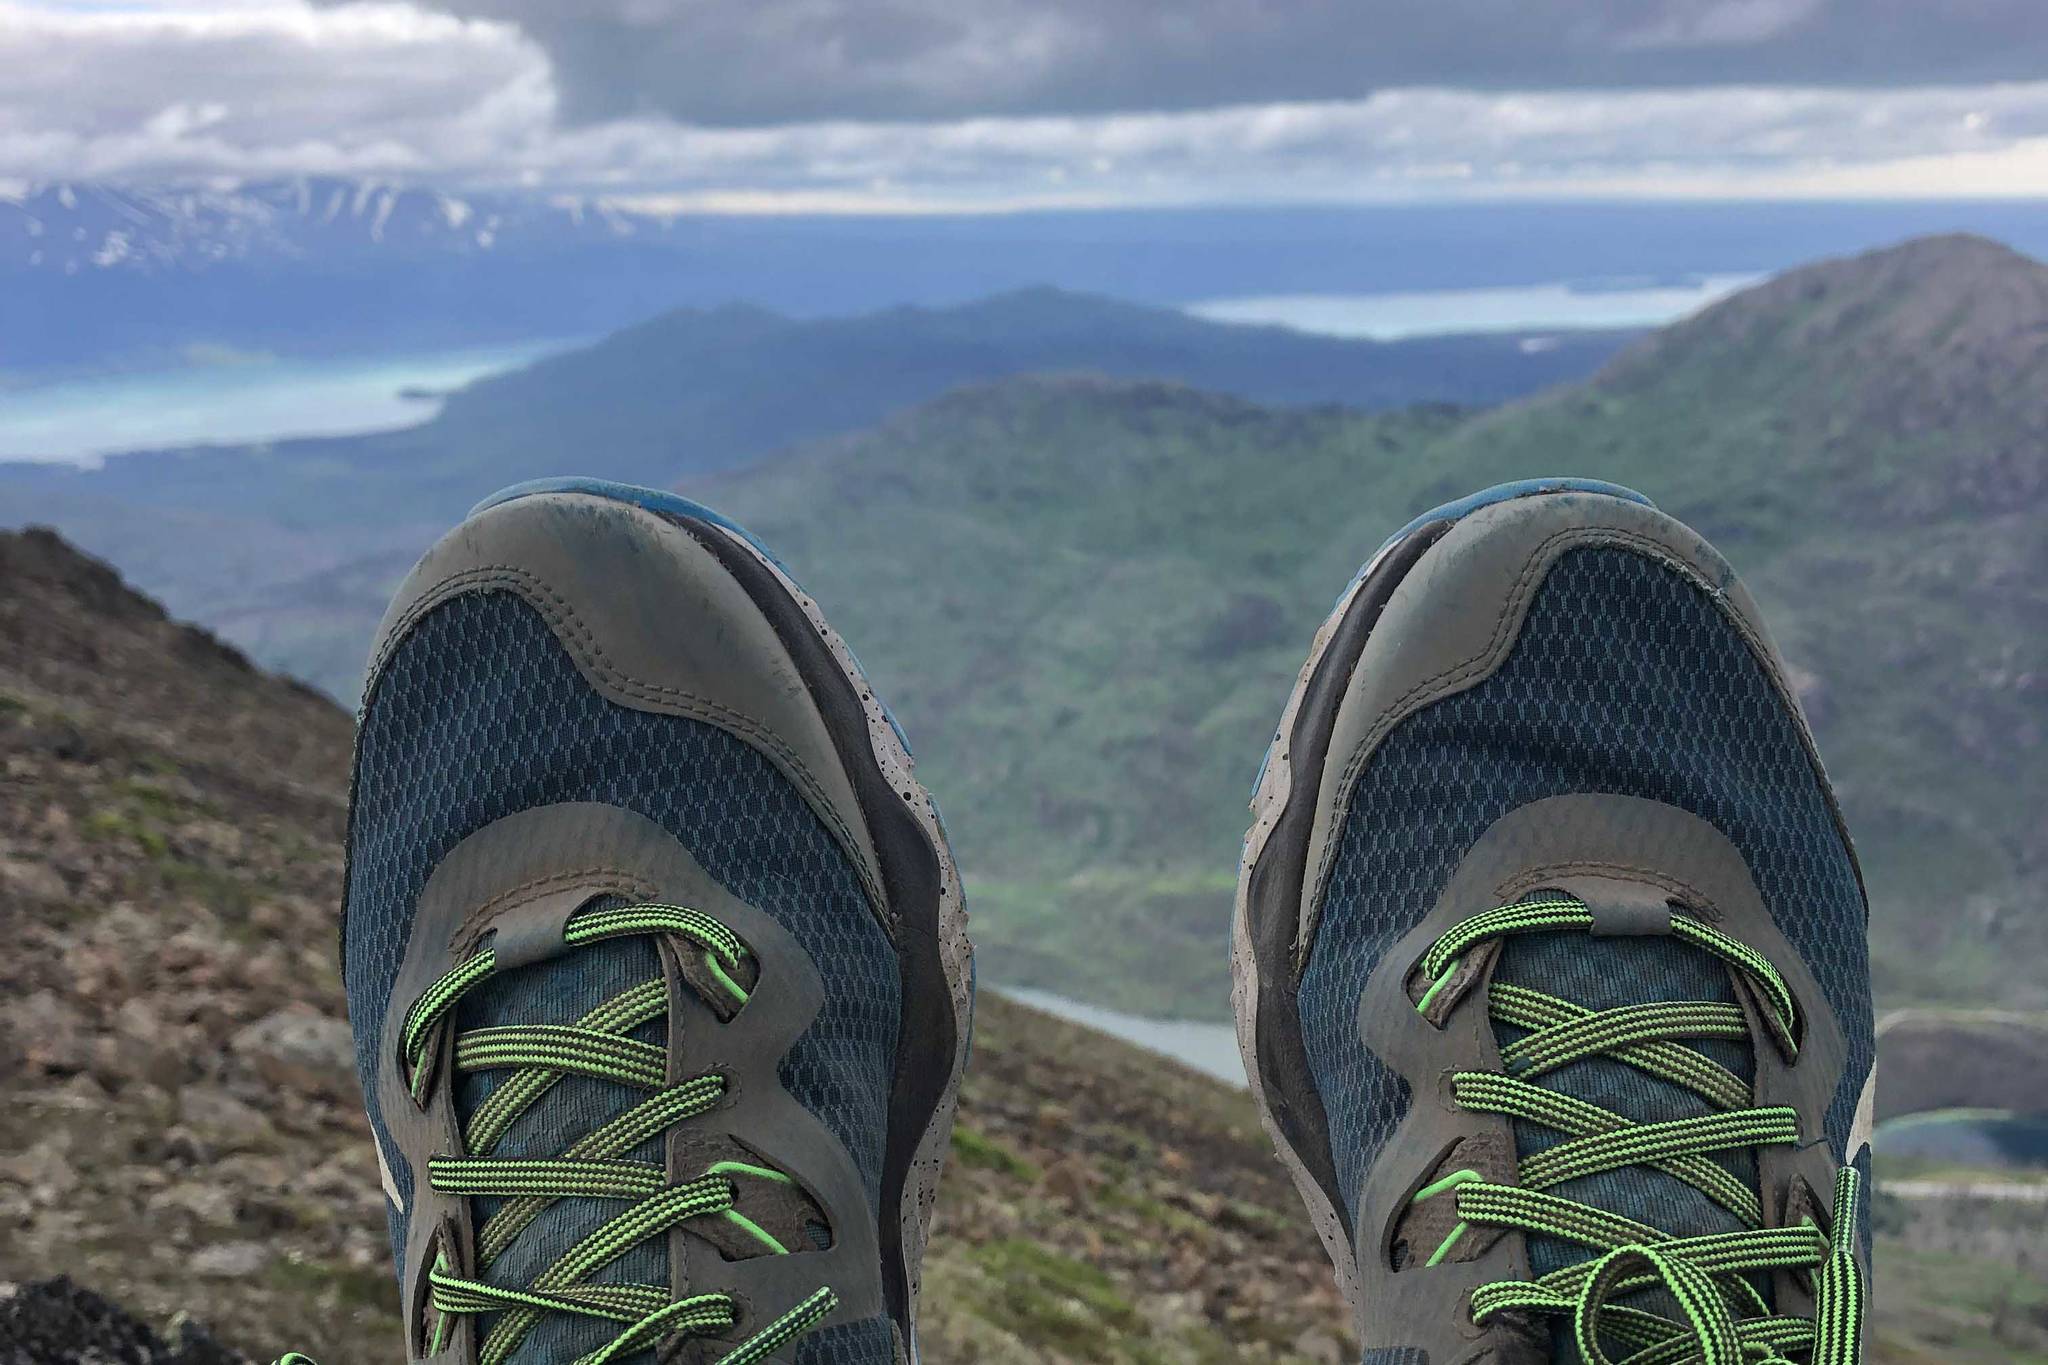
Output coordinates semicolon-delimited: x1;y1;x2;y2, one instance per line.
4;234;2044;1033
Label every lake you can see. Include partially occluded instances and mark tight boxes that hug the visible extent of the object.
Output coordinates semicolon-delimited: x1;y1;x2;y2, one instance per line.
0;340;567;465
1186;273;1761;339
1874;1109;2048;1170
1000;986;1245;1085
1006;994;2048;1179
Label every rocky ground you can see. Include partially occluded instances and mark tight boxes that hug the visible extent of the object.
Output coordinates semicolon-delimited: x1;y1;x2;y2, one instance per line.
0;1280;249;1365
0;528;1345;1364
0;526;2040;1364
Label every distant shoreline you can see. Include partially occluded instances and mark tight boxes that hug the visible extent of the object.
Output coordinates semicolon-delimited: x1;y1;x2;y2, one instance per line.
0;338;570;465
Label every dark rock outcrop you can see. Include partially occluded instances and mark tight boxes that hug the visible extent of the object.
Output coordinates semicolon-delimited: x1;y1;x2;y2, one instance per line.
0;1278;247;1365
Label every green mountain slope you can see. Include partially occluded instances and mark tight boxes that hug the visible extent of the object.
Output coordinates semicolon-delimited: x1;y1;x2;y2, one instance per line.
681;235;2046;1019
696;383;1464;1013
0;289;1624;696
432;287;1627;477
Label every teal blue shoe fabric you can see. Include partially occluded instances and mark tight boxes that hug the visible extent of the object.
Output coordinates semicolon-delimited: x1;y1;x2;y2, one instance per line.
342;483;966;1365
1298;545;1874;1357
1235;481;1875;1364
347;592;901;1363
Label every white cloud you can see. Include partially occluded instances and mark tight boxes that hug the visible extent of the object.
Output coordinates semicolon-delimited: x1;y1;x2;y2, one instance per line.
5;0;2048;209
535;85;2048;209
0;1;551;182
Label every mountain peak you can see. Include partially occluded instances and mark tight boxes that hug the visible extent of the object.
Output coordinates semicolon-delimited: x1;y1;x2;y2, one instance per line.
1754;231;2048;327
1863;230;2032;265
1594;235;2048;510
1611;232;2048;378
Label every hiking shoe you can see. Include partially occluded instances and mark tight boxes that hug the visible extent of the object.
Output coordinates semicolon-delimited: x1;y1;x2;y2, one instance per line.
339;479;972;1365
1233;479;1875;1363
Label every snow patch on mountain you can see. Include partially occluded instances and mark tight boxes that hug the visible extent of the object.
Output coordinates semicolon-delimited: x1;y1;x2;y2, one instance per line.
0;177;676;277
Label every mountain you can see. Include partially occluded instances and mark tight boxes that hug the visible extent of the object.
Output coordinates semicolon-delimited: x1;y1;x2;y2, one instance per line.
0;529;2036;1365
5;284;1626;478
0;287;1625;694
425;286;1624;476
0;178;701;373
682;382;1460;1012
22;182;2048;377
652;234;2048;1021
0;179;650;278
3;234;2044;1030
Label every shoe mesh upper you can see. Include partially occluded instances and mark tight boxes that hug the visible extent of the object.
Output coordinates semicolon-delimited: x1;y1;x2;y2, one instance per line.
1487;922;1759;1336
1296;546;1874;1336
344;590;902;1364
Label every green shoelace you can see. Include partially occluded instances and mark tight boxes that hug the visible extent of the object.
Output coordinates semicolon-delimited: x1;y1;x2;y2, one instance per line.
1410;897;1866;1365
280;901;836;1365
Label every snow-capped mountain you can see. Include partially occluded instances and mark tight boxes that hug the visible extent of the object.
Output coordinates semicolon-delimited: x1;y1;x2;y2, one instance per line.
28;185;2044;380
0;177;665;277
0;178;745;372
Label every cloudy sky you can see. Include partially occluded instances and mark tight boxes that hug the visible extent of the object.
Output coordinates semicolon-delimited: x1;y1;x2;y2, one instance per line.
5;0;2048;210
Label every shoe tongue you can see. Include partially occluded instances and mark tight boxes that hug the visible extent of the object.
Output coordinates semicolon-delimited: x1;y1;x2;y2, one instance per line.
455;931;668;1365
1489;923;1763;1361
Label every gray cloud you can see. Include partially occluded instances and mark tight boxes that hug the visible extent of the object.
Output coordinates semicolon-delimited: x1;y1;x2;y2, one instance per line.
381;0;2048;127
9;1;2048;208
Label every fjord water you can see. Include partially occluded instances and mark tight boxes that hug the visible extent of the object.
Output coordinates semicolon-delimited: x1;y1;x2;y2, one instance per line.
1003;987;1245;1085
1188;272;1760;339
0;339;565;464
